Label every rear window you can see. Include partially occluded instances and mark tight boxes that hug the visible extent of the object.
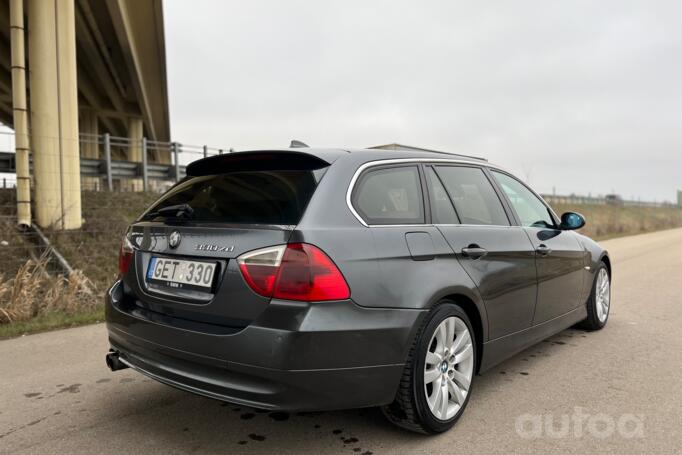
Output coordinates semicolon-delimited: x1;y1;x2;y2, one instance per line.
141;170;323;225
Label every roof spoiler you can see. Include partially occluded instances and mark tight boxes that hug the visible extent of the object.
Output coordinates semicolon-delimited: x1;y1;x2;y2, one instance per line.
186;151;331;176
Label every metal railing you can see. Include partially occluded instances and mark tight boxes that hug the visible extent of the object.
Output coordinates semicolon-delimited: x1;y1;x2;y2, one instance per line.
542;194;678;209
1;177;16;188
0;130;233;192
1;129;677;205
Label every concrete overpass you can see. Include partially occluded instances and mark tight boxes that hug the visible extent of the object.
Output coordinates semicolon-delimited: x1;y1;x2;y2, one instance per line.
0;0;170;229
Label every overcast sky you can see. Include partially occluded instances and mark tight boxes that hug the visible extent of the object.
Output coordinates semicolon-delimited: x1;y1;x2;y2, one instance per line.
164;0;682;201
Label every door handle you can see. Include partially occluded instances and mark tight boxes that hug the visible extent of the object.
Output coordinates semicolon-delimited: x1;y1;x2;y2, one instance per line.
461;244;488;259
536;244;552;256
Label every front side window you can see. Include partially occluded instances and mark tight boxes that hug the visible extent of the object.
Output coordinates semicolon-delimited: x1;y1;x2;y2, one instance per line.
353;165;424;225
434;166;510;226
492;171;555;228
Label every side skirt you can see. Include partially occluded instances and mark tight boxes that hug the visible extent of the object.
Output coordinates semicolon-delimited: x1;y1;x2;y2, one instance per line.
478;306;587;372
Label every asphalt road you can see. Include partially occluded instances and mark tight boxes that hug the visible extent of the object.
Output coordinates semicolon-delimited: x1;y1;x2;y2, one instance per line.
2;229;681;454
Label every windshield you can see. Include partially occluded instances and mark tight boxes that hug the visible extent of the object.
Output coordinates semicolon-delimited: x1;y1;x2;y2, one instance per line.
140;169;323;225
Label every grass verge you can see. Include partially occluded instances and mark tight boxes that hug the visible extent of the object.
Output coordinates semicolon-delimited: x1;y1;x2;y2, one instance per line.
551;203;682;240
0;306;104;340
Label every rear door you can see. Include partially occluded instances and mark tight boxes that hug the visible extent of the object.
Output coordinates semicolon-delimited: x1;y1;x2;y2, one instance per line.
428;165;538;340
489;170;585;324
122;154;329;328
350;163;449;307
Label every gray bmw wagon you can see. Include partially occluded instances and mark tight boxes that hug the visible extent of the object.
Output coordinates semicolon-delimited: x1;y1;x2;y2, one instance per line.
105;146;611;434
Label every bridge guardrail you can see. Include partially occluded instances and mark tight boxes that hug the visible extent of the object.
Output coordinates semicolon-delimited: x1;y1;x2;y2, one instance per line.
0;131;233;192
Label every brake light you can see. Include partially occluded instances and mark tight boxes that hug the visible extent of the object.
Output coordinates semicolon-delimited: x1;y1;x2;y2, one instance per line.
118;235;134;275
237;243;350;301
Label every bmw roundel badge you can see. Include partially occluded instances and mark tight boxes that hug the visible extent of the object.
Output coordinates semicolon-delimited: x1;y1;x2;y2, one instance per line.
168;230;181;249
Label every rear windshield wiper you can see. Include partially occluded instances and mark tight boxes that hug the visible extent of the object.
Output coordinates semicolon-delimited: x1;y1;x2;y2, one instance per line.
144;203;195;220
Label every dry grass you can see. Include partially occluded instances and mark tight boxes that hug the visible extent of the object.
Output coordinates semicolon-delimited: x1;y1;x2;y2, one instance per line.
0;255;97;325
551;203;682;240
0;219;35;278
0;189;154;335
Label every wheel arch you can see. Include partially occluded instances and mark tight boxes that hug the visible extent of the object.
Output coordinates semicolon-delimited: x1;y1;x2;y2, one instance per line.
600;252;612;277
428;289;487;374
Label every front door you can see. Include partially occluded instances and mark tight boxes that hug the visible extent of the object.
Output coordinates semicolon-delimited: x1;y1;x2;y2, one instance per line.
490;170;585;324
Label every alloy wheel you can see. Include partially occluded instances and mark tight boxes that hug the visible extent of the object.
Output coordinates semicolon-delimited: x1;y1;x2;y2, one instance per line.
595;268;610;323
423;316;474;420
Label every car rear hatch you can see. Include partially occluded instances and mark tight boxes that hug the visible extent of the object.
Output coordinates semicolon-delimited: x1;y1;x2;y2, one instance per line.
118;151;333;331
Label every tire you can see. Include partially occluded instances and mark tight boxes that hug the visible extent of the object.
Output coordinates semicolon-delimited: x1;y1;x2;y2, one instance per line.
382;302;477;434
577;262;611;331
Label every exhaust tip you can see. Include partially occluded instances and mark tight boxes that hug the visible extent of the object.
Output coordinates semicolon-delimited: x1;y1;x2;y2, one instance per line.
106;351;129;371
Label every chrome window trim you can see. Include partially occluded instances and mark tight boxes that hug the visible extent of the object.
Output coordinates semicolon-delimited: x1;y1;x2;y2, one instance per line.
346;158;508;228
366;223;525;229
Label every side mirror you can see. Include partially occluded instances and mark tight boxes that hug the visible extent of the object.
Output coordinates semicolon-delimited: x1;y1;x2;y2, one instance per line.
560;212;585;230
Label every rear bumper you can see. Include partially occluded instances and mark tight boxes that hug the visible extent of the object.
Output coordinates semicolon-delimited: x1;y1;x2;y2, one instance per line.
105;280;424;411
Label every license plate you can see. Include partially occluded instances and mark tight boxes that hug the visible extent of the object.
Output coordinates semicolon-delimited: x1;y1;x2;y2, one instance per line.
146;257;217;291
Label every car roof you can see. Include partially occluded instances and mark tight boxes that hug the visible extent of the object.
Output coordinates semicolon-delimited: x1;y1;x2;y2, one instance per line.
232;146;490;166
185;146;499;178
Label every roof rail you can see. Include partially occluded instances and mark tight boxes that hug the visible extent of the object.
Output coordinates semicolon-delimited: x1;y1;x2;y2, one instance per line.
368;143;487;162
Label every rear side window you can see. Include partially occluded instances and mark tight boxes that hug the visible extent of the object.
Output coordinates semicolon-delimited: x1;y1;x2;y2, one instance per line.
353;166;424;225
434;166;510;226
426;167;459;224
142;170;321;225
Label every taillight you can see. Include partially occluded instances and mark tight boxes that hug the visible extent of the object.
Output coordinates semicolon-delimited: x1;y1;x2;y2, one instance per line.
118;235;134;275
274;244;350;301
236;245;286;297
237;243;350;301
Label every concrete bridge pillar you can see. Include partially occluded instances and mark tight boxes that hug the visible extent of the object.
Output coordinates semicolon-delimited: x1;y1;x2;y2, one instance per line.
127;117;143;162
80;110;99;159
28;0;81;229
80;109;99;191
125;117;144;191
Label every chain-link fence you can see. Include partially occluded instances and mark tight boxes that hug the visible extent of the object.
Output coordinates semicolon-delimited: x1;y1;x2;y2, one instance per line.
1;185;102;324
0;129;232;324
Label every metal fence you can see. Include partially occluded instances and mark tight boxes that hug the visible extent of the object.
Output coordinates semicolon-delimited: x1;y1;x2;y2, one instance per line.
0;130;234;304
0;185;161;298
542;194;677;209
0;130;232;192
1;176;16;189
1;127;679;297
1;128;677;206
